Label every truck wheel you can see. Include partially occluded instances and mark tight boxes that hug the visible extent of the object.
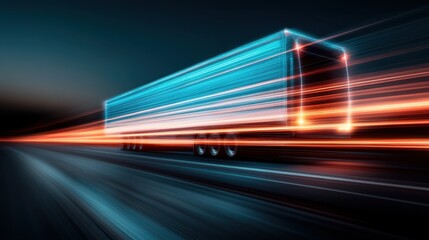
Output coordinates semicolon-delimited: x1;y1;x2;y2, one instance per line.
129;137;134;150
126;137;132;150
132;137;138;151
124;137;130;150
194;133;207;156
224;133;238;158
137;136;144;151
121;137;127;150
208;133;222;157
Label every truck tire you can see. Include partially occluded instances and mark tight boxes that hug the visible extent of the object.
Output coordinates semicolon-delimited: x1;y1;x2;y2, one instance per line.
126;137;132;150
224;133;238;158
208;133;222;157
123;137;131;150
194;133;207;156
137;136;144;151
131;136;137;151
121;137;126;150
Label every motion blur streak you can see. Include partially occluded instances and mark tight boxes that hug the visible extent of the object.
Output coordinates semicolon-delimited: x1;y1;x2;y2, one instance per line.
7;137;429;149
4;59;429;149
2;145;428;239
12;148;180;240
2;16;429;149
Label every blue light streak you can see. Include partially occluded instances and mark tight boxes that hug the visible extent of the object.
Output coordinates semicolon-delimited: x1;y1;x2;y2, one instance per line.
105;29;348;135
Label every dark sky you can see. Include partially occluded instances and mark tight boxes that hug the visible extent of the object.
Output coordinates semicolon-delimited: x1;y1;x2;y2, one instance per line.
0;0;426;134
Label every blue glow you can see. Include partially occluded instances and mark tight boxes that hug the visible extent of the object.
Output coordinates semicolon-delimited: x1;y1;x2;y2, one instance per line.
105;30;347;134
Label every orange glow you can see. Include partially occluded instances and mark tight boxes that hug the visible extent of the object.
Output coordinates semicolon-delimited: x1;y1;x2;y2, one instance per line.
4;133;429;150
338;122;353;133
2;39;429;152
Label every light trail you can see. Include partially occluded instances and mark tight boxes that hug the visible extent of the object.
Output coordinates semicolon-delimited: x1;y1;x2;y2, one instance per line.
6;134;429;150
5;73;428;149
3;15;429;152
4;59;429;149
102;60;427;136
105;48;427;130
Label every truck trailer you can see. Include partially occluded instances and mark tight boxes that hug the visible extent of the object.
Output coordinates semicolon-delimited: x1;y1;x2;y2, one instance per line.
105;29;352;158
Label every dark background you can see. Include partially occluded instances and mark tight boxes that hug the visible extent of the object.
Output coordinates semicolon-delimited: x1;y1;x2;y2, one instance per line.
0;0;426;135
1;3;429;239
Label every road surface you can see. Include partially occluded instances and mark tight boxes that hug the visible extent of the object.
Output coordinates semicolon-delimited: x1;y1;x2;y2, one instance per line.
1;144;428;239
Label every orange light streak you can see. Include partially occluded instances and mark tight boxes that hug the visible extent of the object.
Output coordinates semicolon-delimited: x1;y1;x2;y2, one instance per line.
3;27;429;152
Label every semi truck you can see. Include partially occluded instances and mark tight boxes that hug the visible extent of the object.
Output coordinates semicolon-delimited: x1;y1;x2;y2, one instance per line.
104;29;352;158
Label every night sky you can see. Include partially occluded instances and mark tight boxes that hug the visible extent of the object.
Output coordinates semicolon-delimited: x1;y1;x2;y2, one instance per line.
0;0;426;134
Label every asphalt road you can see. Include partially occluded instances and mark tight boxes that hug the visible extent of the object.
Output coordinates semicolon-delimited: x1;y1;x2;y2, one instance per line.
1;144;428;239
